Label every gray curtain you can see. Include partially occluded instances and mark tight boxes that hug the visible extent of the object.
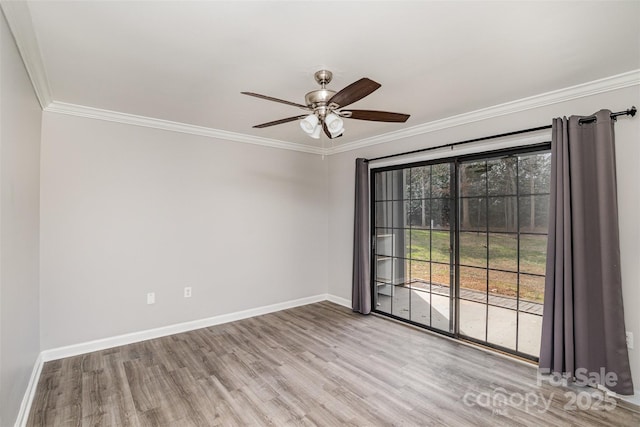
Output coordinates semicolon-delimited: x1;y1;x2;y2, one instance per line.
352;158;371;314
540;110;634;395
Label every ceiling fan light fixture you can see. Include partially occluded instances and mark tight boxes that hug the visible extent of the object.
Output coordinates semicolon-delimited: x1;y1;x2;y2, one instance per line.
242;70;410;142
300;114;319;134
330;128;344;138
325;113;344;137
309;125;322;139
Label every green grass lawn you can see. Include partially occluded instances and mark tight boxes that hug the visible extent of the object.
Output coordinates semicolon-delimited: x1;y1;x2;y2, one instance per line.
405;229;546;303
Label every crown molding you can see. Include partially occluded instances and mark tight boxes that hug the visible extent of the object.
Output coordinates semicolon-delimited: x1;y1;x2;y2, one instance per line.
46;69;638;157
45;102;325;155
327;69;640;155
3;0;637;156
1;0;53;108
3;1;323;155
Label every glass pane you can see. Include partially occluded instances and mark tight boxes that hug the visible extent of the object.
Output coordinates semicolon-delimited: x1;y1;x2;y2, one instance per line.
459;266;486;302
375;257;407;285
407;199;430;227
375;229;409;258
410;288;431;326
374;171;393;201
488;196;518;232
519;195;549;234
402;201;412;228
519;152;551;195
402;229;411;259
431;263;451;296
374;255;393;283
459;300;486;341
460;197;486;231
520;234;547;275
392;285;411;320
431;293;452;332
410;260;430;288
409;166;430;200
390;169;405;200
488;233;517;272
397;257;409;285
373;169;407;201
520;274;545;306
374;201;389;228
459;232;487;268
487;156;518;196
459;161;486;197
488;270;518;307
375;282;392;311
375;229;393;257
431;198;451;230
408;229;430;261
375;201;407;228
431;231;451;264
518;312;542;357
431;163;451;197
487;305;517;350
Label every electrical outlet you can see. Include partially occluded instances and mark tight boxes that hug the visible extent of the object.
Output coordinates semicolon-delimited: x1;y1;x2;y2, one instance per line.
626;331;634;349
147;292;155;305
184;287;192;298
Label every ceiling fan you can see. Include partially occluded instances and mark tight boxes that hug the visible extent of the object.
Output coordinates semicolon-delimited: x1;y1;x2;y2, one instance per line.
241;70;410;139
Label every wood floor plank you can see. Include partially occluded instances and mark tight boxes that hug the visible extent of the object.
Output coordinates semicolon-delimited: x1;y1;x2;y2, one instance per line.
26;301;640;426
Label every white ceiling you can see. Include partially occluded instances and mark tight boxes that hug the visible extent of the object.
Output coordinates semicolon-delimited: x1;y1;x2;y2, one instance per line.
9;1;640;150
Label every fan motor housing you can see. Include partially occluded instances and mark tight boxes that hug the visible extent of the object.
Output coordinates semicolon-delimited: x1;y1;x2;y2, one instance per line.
305;89;336;108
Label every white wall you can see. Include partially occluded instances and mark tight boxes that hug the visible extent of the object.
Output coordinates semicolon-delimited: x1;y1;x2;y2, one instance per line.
328;86;640;387
39;113;328;350
0;10;42;426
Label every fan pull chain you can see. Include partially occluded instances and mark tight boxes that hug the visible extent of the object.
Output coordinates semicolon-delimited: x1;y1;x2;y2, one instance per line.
321;134;326;160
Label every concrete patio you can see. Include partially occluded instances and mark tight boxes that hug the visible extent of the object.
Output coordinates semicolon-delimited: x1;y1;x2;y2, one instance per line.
376;281;542;357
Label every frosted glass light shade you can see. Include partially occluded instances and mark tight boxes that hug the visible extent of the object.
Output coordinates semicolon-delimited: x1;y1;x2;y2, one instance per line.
300;114;319;134
325;113;344;137
310;125;321;139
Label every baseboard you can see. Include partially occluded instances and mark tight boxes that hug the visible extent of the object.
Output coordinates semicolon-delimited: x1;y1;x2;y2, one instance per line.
18;293;350;425
326;294;351;308
618;388;640;412
42;293;336;362
14;352;43;427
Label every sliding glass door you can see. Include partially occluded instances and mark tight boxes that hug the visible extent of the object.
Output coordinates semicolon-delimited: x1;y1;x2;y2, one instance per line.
457;151;550;358
372;146;550;360
373;164;454;334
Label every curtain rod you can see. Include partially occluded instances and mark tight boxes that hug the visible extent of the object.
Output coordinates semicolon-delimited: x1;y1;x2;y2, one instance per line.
365;106;637;163
579;106;636;124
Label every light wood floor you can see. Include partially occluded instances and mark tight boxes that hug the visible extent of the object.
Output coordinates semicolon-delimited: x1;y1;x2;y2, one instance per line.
27;301;640;426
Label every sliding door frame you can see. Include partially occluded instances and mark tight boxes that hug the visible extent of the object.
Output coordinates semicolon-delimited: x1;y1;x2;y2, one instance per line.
369;142;551;361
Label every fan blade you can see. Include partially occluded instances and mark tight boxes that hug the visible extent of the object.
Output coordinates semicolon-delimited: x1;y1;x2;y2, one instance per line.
328;78;381;108
323;122;342;139
253;115;308;128
344;110;410;122
241;92;310;110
